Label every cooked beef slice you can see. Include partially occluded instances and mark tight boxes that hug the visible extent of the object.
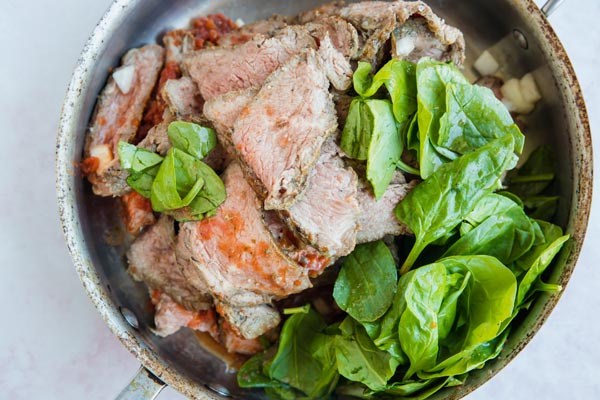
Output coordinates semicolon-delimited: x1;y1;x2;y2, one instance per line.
340;1;465;67
136;58;182;145
316;33;353;91
281;139;360;258
138;109;174;156
203;87;259;147
84;44;164;196
164;30;197;64
127;215;212;311
163;15;238;64
216;300;281;340
232;49;337;210
152;291;218;338
217;14;293;47
305;16;360;59
183;26;316;101
264;211;333;278
161;76;203;120
138;108;230;172
390;16;462;64
355;179;418;244
176;162;311;305
298;1;346;24
220;320;268;354
120;191;156;235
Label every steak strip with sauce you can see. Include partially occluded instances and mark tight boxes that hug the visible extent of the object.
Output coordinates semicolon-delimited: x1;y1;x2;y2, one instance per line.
127;215;212;312
183;26;316;101
83;44;164;197
232;49;338;210
176;162;312;338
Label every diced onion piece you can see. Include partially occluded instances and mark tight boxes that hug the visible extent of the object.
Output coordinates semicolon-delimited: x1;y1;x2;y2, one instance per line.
473;50;500;76
501;78;534;114
90;144;114;173
395;36;416;56
520;73;542;104
113;65;136;94
235;18;245;27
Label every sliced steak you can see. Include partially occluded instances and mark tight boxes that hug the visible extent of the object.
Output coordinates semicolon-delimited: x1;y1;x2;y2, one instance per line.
298;1;346;24
127;215;212;311
316;33;353;91
152;291;218;338
138;110;174;156
281;139;360;258
184;26;316;101
161;76;203;120
390;14;464;65
177;161;312;305
216;301;281;340
264;211;333;278
203;87;259;147
83;44;164;196
340;1;465;67
355;180;418;244
138;108;230;172
217;14;293;47
305;16;360;59
232;49;337;210
163;30;196;65
220;320;268;355
163;15;238;64
120;191;156;235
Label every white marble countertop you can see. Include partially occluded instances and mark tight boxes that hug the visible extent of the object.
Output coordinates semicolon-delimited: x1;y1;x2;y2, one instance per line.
1;0;598;399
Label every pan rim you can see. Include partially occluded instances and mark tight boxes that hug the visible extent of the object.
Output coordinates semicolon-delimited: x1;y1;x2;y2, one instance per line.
55;0;592;398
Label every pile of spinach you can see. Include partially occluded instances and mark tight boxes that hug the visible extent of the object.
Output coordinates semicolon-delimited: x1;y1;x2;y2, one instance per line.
238;58;569;399
118;121;226;221
341;58;524;196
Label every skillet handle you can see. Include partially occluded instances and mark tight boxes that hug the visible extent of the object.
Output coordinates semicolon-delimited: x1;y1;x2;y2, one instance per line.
116;366;166;400
541;0;565;17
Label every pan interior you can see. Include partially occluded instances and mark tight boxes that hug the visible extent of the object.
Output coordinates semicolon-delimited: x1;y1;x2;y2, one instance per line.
68;0;578;398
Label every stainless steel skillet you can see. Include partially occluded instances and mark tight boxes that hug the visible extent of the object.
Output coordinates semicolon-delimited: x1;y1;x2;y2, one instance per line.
56;0;592;398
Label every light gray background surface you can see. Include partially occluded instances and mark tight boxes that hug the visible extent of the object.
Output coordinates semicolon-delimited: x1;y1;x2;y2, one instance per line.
1;0;598;399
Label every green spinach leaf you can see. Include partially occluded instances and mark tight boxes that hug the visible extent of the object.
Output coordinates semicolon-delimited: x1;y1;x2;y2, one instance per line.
238;351;279;389
167;121;217;160
341;99;374;161
523;196;559;221
118;141;164;198
507;144;556;199
269;308;337;398
366;100;404;199
353;59;417;129
420;329;509;379
335;318;400;391
438;83;524;155
170;160;227;221
439;256;516;351
444;194;538;264
151;148;206;212
395;135;518;274
515;222;569;305
415;58;467;178
437;271;471;341
341;99;403;198
398;263;447;378
333;241;398;323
